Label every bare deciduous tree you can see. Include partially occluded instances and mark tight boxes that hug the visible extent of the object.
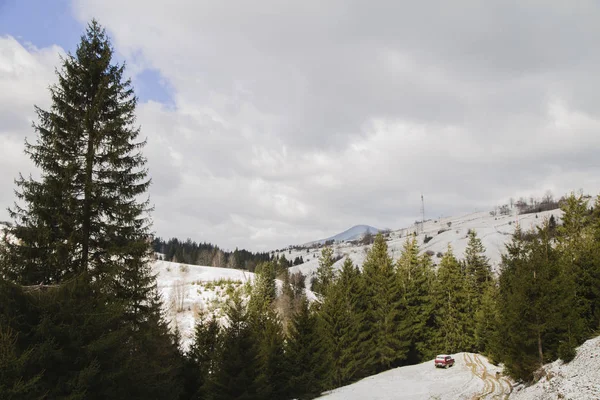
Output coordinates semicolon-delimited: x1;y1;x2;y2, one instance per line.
170;280;188;313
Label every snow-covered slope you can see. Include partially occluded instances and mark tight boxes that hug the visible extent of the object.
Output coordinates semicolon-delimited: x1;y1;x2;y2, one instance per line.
152;260;317;350
510;336;600;400
319;352;513;399
319;335;600;400
287;208;562;286
304;224;381;246
152;260;255;350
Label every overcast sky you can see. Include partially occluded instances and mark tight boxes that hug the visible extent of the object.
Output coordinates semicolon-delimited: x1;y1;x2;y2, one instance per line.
2;1;600;251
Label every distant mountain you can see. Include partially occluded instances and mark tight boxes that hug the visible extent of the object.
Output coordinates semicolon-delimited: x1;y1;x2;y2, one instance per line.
306;225;381;246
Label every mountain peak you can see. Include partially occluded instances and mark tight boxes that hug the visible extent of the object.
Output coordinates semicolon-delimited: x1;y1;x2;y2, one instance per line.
305;224;381;246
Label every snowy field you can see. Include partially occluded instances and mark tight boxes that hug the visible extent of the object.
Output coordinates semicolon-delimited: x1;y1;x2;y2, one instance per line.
152;260;316;350
152;260;256;349
319;352;512;400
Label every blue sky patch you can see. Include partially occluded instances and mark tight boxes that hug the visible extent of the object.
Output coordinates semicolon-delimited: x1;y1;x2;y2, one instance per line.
0;0;174;105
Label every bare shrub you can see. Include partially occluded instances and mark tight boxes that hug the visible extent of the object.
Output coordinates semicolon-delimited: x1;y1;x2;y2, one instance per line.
170;280;188;313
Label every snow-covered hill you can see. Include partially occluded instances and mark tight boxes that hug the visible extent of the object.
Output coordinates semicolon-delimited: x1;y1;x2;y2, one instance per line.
319;352;513;399
152;260;316;350
286;208;562;287
152;260;255;349
304;224;381;246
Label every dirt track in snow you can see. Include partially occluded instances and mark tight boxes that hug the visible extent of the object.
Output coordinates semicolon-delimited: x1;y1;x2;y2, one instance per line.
463;353;513;399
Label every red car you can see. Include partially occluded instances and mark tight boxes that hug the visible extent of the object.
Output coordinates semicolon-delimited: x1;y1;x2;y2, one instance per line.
434;354;455;368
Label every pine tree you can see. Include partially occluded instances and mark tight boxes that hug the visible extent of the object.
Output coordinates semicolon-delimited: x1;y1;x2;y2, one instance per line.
184;313;221;400
1;20;151;287
462;229;492;352
211;294;259;400
0;20;183;398
361;233;408;373
474;281;500;361
319;257;364;387
396;237;435;363
252;307;288;400
431;245;471;353
557;194;600;333
313;246;336;295
286;297;329;400
496;223;582;380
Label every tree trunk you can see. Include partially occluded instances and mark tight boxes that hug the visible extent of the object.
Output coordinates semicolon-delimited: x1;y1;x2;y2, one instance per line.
81;127;95;272
537;330;544;367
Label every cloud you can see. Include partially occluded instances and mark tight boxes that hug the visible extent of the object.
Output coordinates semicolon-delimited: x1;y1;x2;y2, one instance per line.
2;2;600;251
0;37;63;217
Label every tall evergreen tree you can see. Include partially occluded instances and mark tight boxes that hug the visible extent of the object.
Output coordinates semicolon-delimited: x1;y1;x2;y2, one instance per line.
319;257;364;387
286;297;329;400
1;20;151;288
496;223;582;380
0;20;183;398
557;194;600;333
313;246;336;295
184;313;221;400
431;245;472;353
396;237;435;363
361;234;407;373
210;294;259;400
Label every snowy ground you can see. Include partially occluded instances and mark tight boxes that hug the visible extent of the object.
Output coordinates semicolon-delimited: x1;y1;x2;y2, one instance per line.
152;260;256;350
152;259;316;350
287;208;562;287
319;353;513;400
511;336;600;400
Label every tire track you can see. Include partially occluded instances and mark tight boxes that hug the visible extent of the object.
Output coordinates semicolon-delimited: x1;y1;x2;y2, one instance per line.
464;353;512;400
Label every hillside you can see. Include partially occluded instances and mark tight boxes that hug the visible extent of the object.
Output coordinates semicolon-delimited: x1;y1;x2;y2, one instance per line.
318;335;600;400
304;224;381;246
319;352;512;399
152;259;316;350
510;336;600;400
287;208;562;286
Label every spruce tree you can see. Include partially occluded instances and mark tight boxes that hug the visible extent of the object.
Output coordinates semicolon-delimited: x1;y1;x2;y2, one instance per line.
496;223;582;380
286;297;329;400
253;307;288;400
361;233;407;373
396;237;435;363
557;194;600;333
319;257;364;387
462;229;492;352
211;294;259;400
184;314;221;400
313;246;336;295
0;20;183;398
1;20;151;288
431;245;471;353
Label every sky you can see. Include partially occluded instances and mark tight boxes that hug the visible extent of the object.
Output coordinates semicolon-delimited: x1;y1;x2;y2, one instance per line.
2;1;600;251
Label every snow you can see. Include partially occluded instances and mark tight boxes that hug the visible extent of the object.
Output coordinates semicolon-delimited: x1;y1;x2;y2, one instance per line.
319;353;513;400
511;336;600;400
304;224;381;246
152;260;317;350
152;260;255;350
286;208;562;287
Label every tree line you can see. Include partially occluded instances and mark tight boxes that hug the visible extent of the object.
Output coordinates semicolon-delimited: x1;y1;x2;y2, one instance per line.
152;237;272;271
152;237;306;270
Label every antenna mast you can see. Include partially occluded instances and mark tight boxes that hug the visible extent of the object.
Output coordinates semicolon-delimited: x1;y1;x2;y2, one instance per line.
420;193;425;233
